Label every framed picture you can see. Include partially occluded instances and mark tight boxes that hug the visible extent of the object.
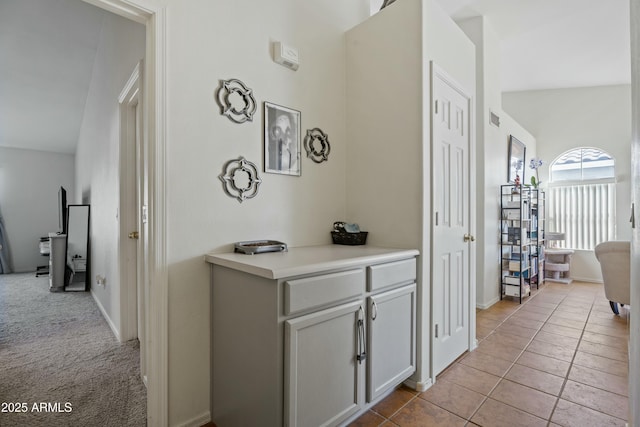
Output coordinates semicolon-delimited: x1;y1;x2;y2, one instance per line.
264;102;301;176
508;135;526;184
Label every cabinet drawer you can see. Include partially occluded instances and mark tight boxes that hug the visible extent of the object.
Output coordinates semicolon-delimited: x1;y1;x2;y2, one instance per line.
284;269;364;316
367;258;416;292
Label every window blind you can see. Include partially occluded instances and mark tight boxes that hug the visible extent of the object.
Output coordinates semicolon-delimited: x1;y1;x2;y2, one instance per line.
547;183;616;250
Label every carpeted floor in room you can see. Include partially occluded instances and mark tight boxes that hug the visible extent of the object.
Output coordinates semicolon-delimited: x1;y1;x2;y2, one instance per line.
0;273;146;426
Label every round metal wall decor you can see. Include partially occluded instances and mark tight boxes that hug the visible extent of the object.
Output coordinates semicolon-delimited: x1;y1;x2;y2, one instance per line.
216;78;257;124
219;156;262;203
303;128;331;163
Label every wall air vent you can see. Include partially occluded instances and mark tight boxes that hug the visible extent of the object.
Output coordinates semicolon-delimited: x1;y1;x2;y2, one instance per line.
490;111;500;127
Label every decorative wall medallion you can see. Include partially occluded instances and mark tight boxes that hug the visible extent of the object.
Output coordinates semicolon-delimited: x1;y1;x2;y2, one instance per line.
216;78;257;123
219;156;262;203
303;128;331;163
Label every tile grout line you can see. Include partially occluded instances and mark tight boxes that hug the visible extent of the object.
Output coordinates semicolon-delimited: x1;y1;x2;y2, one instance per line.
546;294;630;425
371;288;543;426
545;291;596;426
466;283;613;424
464;282;561;425
371;283;625;426
469;286;628;425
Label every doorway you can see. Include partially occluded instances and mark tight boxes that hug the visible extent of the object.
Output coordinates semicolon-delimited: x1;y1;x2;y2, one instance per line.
119;61;147;382
84;0;167;424
431;63;475;376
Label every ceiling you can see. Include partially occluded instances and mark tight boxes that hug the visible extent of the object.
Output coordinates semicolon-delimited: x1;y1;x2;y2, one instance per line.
0;0;632;155
0;0;106;155
435;0;631;92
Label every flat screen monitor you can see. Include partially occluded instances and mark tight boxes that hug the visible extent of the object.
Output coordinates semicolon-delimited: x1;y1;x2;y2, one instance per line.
58;186;67;234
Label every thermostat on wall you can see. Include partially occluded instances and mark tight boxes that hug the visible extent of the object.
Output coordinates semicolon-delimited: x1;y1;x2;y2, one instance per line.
273;41;299;71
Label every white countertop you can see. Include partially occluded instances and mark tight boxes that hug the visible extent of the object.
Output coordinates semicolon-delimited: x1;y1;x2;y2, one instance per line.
546;248;575;255
204;245;419;279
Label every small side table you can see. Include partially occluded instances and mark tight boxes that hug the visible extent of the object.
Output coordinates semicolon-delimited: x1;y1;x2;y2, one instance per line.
545;248;574;284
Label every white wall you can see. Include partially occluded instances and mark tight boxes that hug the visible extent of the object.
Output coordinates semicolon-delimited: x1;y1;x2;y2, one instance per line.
164;1;370;424
629;1;639;424
503;85;632;281
346;0;476;389
0;147;74;272
75;13;145;336
457;17;538;308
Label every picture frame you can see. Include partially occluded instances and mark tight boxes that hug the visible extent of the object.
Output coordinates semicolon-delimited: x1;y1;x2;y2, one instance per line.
264;102;301;176
508;135;526;184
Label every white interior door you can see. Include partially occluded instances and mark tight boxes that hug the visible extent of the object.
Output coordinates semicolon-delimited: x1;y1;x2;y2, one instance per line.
119;62;147;384
134;97;148;383
431;64;472;376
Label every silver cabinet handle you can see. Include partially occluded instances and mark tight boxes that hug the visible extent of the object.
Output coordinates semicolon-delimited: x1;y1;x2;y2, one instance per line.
356;306;366;364
371;301;377;321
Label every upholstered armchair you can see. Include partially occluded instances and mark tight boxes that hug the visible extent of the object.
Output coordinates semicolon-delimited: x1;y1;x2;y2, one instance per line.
594;241;631;315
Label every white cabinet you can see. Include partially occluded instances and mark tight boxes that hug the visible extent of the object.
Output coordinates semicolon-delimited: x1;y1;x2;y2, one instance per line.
367;283;416;402
48;233;66;292
285;300;365;427
205;245;419;427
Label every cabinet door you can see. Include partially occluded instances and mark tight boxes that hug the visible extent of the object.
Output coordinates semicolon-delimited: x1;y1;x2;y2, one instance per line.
285;300;365;427
367;283;416;402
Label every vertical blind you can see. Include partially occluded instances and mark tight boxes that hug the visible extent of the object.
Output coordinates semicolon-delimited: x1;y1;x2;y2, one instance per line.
547;182;616;250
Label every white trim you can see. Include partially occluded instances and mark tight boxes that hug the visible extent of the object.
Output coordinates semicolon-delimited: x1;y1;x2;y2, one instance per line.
570;277;604;284
118;62;141;343
174;411;211;427
91;289;122;342
403;377;433;393
429;61;476;379
118;61;141;104
547;177;616;187
476;296;500;310
82;1;168;426
81;0;153;23
147;8;169;427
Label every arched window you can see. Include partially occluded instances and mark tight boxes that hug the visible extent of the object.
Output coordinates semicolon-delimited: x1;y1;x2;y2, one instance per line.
548;147;616;250
550;147;615;182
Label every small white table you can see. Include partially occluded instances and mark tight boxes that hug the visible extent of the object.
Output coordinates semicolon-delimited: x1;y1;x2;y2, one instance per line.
545;248;574;284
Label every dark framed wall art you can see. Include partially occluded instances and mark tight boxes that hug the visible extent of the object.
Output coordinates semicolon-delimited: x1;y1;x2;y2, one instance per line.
264;102;301;176
508;135;526;184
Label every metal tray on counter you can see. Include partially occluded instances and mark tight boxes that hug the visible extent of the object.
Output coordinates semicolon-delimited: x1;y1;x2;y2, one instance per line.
234;240;288;255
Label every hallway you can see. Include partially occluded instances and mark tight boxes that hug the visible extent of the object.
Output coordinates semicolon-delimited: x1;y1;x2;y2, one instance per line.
350;280;629;426
0;273;146;426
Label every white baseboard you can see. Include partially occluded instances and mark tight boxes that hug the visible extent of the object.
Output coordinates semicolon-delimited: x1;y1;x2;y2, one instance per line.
90;290;121;342
404;377;433;392
476;295;500;310
570;277;604;284
174;411;210;427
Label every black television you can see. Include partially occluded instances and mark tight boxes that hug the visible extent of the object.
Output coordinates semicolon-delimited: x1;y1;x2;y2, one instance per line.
58;186;67;234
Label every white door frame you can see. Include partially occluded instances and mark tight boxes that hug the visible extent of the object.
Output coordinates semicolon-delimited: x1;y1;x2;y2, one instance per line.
430;62;477;378
83;1;168;425
118;62;140;343
118;61;147;381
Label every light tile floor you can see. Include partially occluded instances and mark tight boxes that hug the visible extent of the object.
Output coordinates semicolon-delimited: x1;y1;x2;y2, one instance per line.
349;280;630;427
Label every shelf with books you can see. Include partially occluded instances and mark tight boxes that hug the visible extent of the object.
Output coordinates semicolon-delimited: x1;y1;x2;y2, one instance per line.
500;184;540;303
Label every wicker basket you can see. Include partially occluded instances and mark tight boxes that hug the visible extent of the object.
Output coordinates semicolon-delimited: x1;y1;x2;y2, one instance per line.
331;231;368;245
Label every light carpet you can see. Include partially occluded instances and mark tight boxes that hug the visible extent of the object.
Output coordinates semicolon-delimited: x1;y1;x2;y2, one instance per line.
0;273;146;426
